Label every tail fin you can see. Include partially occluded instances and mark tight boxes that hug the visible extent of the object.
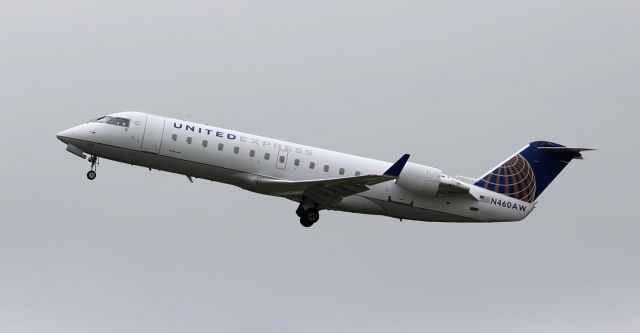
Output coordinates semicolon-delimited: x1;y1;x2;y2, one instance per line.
474;141;593;202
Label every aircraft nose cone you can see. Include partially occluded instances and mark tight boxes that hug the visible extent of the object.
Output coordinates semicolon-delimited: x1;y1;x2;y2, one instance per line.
56;128;74;143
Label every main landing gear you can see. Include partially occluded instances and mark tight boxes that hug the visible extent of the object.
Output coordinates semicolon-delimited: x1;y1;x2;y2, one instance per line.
296;200;320;228
87;155;98;180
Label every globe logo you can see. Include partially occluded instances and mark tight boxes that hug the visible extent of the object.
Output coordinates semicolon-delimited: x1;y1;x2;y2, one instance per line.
478;154;537;203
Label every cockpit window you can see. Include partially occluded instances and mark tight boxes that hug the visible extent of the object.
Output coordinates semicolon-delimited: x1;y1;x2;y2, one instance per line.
107;117;130;127
91;116;129;127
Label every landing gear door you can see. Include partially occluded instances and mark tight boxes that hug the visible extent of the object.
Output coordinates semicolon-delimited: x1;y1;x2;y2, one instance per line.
276;149;289;170
141;114;165;154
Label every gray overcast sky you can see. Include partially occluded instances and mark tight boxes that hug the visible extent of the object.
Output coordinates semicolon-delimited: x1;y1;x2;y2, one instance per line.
1;0;639;332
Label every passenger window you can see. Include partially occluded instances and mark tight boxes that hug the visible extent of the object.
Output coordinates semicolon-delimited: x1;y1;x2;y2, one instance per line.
171;134;177;141
186;137;192;144
202;140;208;147
309;162;315;169
339;168;345;175
355;171;361;176
324;165;330;172
279;156;285;163
234;147;240;154
249;150;255;157
294;159;300;166
218;143;224;151
264;153;271;160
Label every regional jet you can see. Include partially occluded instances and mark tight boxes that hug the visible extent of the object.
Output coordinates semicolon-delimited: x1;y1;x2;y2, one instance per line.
56;112;592;227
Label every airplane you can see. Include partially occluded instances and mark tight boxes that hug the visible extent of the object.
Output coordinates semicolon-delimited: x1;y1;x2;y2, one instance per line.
56;111;592;227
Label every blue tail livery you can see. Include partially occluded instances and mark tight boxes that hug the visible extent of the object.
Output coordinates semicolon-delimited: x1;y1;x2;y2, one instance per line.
474;141;594;203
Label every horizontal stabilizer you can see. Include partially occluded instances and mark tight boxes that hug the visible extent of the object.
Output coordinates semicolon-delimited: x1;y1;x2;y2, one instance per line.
537;147;595;160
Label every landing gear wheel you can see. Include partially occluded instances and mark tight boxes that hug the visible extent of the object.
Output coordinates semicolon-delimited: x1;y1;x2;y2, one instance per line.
305;209;320;224
299;209;320;228
300;217;314;228
87;154;99;180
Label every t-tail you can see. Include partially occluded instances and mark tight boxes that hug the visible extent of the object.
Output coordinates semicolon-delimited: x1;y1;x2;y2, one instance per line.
474;141;594;203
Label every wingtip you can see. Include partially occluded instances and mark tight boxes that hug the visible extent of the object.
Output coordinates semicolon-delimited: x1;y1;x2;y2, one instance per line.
384;154;411;177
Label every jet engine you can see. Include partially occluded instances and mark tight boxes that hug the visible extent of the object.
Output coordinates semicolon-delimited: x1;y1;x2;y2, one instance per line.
396;162;471;196
395;163;442;196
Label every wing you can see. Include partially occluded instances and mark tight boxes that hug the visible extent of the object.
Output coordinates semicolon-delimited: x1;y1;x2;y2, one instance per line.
254;154;410;206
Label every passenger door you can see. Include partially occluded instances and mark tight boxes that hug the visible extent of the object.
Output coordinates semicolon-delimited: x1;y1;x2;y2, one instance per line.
142;114;165;154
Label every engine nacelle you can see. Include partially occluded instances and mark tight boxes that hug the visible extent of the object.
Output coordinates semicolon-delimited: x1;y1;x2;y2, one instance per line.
395;162;442;196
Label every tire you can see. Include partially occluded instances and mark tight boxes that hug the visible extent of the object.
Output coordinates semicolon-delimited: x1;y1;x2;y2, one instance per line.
87;170;97;180
300;217;314;228
305;209;320;224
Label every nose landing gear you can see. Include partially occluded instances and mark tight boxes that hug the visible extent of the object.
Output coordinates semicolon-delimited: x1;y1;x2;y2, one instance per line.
87;155;99;180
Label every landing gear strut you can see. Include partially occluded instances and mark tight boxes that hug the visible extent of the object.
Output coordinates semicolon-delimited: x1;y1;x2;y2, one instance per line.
296;200;320;227
87;155;98;180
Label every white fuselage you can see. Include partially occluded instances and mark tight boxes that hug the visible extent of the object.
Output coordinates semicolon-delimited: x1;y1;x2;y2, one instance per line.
57;112;534;223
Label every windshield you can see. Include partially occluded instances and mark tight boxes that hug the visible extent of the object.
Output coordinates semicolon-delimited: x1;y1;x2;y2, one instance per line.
107;117;130;127
90;116;130;127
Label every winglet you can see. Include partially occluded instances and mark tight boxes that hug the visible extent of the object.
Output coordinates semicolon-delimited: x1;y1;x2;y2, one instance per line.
384;154;411;177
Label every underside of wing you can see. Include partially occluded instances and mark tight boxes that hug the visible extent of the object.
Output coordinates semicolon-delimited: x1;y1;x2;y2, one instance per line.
253;154;411;206
255;174;395;205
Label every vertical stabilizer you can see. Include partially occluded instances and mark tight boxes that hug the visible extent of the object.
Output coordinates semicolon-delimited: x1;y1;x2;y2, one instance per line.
474;141;592;202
